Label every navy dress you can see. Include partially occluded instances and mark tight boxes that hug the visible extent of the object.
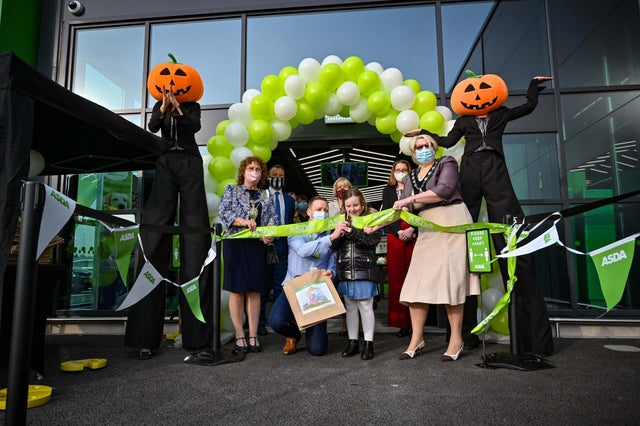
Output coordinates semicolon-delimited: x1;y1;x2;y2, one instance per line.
220;187;276;294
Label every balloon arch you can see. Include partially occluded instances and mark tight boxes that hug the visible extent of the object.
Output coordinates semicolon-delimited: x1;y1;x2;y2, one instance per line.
202;54;463;221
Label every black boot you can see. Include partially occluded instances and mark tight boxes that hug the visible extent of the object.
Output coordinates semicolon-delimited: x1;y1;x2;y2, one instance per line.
361;341;374;360
341;339;359;357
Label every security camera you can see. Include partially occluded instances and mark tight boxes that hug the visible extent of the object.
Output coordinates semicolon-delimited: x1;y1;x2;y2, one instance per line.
67;1;85;16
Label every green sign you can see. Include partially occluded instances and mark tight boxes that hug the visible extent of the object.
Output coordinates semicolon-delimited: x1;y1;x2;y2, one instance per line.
466;229;492;273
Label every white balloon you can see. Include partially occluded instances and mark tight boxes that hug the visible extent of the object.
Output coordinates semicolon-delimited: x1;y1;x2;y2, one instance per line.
203;172;218;193
436;105;453;122
206;193;221;218
480;288;505;314
391;85;416;111
336;81;360;106
444;119;456;135
202;154;213;171
28;150;45;178
242;88;261;104
227;102;253;126
443;142;464;165
284;75;306;100
349;98;371;123
230;146;254;167
323;93;342;116
381;67;404;93
399;136;413;156
274;96;297;121
298;57;321;83
224;122;249;147
321;55;343;66
269;136;279;151
271;119;292;141
396;110;420;133
365;62;384;75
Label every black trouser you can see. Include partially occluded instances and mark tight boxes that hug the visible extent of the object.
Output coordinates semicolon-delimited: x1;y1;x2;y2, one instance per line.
457;151;553;353
125;151;212;350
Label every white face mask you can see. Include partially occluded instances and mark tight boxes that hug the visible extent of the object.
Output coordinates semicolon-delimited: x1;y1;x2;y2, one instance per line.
312;211;327;221
394;172;408;183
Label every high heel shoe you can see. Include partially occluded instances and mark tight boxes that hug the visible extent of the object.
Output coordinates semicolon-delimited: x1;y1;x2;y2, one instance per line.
233;336;248;353
399;340;425;360
441;346;463;362
341;339;359;357
248;336;262;353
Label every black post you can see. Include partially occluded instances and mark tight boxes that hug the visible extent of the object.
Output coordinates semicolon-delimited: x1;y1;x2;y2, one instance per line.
5;181;45;425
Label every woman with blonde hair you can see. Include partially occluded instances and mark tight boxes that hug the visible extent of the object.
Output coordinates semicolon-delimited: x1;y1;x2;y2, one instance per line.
328;177;352;217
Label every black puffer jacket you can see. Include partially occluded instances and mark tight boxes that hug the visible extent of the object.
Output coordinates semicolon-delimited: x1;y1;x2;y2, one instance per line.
332;226;383;283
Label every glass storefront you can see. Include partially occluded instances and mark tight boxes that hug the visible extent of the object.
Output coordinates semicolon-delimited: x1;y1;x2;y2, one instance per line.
58;0;639;317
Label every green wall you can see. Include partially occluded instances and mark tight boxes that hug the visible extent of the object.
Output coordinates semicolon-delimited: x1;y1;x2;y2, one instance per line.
0;0;42;66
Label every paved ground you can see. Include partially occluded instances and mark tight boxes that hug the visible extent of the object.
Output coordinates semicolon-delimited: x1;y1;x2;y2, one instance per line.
2;328;640;425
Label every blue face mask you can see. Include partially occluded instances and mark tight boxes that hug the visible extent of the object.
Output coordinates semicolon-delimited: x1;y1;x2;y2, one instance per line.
296;202;308;210
415;147;435;164
312;211;327;221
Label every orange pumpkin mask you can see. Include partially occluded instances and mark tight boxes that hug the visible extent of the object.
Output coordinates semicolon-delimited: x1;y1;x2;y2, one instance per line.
147;53;204;103
450;70;508;116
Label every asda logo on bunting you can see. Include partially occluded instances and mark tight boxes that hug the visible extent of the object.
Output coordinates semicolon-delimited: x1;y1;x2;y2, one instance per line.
601;250;628;266
119;232;135;241
51;190;70;209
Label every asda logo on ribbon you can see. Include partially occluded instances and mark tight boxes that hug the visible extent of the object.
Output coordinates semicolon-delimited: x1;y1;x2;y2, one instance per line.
600;249;627;266
144;270;156;285
119;232;135;242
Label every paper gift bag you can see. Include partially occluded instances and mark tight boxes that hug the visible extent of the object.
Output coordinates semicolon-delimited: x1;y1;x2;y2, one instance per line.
283;269;346;330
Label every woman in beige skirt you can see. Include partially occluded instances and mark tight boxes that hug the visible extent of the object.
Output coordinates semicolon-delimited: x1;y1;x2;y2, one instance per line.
393;134;479;362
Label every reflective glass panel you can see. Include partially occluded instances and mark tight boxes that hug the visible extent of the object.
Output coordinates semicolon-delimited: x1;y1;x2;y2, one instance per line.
149;19;242;106
550;0;640;87
73;26;145;110
246;6;438;94
503;133;560;200
562;92;640;197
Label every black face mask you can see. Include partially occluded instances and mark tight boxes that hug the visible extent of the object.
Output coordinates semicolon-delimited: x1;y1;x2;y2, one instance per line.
270;177;284;189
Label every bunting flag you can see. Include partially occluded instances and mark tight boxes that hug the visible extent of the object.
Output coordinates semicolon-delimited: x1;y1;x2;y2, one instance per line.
496;223;560;258
181;277;205;323
37;185;76;259
116;260;163;311
112;225;139;284
590;236;636;311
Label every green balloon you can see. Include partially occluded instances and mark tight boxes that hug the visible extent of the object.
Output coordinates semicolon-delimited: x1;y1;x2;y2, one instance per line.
319;63;345;91
403;79;422;94
207;135;233;157
208;156;235;181
247;142;272;162
357;70;380;97
339;104;350;118
367;90;391;115
250;94;274;120
390;129;402;143
295;100;316;125
216;178;237;198
279;66;298;81
304;81;329;109
216;119;231;136
342;56;365;82
490;308;510;335
413;91;437;116
248;119;273;145
419;110;445;134
261;74;285;101
375;110;398;134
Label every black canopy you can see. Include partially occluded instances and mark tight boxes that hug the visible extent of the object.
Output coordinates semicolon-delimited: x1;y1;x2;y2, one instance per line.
0;50;165;308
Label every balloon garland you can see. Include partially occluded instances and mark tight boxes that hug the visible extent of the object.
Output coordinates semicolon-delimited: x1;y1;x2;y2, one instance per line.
204;55;463;222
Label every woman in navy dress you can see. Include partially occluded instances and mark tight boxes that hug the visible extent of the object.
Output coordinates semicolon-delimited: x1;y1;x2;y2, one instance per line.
219;156;278;353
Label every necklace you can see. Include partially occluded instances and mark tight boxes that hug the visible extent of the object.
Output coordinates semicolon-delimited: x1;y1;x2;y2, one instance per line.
410;159;440;193
235;185;266;220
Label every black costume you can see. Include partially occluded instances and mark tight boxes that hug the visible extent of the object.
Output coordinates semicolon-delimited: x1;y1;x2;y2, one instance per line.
425;78;553;355
125;101;213;351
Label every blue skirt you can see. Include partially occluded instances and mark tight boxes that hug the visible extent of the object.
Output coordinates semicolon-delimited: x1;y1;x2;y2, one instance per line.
337;280;379;300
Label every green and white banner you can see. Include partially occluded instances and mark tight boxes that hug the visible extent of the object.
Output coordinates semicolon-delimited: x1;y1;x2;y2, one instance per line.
38;185;76;259
116;260;164;311
590;236;636;311
181;277;205;323
112;225;139;284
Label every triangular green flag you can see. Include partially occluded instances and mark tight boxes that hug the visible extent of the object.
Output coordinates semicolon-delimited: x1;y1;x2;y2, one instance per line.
181;278;205;323
112;226;139;284
590;236;636;311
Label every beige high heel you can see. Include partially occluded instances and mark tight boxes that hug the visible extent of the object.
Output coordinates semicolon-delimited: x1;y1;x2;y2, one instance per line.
441;346;463;362
399;340;425;360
